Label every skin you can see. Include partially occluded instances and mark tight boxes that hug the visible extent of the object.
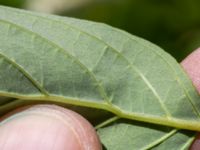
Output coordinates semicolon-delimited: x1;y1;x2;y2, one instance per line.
0;48;200;149
181;48;200;150
0;105;102;150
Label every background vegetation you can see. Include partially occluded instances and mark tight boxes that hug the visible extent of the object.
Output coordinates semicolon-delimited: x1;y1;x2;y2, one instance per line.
0;0;200;61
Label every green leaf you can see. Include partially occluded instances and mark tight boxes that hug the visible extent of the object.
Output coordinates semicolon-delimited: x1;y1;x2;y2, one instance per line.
0;5;199;149
97;118;195;150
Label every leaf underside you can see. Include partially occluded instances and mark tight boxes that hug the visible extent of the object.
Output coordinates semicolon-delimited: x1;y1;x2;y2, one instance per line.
0;5;199;149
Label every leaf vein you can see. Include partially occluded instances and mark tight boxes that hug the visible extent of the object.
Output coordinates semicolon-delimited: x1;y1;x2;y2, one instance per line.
144;129;177;149
115;28;200;118
0;8;172;117
44;18;172;117
0;19;110;103
0;52;48;95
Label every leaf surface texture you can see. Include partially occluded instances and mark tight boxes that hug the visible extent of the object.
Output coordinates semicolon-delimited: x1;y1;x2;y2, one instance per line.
0;5;199;149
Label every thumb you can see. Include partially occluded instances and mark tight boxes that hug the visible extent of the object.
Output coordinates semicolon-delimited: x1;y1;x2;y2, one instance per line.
181;48;200;150
0;104;102;150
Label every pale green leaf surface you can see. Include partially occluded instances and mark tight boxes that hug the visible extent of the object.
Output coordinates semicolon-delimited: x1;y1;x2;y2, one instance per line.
0;5;200;129
0;5;199;150
151;131;194;150
97;119;195;150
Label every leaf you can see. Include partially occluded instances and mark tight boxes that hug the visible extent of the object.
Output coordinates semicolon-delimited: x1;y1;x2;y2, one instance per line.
97;118;195;150
0;5;199;149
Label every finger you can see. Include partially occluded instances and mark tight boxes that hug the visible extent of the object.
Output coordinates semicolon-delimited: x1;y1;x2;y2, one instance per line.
181;48;200;150
181;48;200;93
0;104;102;150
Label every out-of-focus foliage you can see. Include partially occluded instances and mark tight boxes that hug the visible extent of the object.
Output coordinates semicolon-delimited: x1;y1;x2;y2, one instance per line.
0;0;25;8
25;0;92;14
0;0;200;61
64;0;200;61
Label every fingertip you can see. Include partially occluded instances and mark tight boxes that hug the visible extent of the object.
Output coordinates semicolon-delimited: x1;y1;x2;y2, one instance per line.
0;104;102;150
181;48;200;93
181;48;200;150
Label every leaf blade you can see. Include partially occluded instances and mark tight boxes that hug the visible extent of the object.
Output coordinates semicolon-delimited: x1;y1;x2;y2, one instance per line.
97;118;195;150
0;5;200;133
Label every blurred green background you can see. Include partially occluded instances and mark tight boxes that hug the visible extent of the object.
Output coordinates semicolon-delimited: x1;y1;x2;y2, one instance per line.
0;0;200;61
